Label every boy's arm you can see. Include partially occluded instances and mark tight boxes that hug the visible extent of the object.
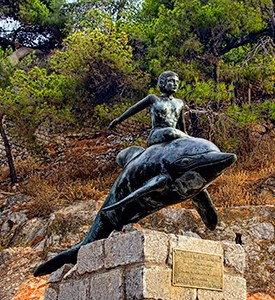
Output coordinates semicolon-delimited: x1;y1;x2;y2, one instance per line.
176;102;188;133
108;95;153;129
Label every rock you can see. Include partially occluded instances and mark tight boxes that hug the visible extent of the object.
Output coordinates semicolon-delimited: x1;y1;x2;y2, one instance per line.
5;194;30;208
48;264;75;283
250;222;274;240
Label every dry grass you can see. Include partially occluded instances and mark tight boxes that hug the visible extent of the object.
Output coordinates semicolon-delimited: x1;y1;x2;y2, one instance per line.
17;173;118;218
208;165;274;207
5;138;121;218
206;124;275;207
18;174;58;217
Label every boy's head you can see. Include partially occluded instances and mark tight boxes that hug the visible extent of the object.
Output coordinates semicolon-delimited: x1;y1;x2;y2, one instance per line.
158;71;179;93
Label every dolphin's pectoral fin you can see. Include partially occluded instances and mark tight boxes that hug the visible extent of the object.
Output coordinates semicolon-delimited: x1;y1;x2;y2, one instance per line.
192;189;218;231
102;175;169;212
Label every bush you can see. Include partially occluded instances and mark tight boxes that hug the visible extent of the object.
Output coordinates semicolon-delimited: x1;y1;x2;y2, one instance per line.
50;25;149;112
0;66;75;142
93;102;150;127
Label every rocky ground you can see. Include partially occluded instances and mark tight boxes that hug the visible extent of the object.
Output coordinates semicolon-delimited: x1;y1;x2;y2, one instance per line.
0;247;48;300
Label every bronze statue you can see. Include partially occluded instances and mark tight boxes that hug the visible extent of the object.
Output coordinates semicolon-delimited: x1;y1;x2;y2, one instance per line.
33;71;237;277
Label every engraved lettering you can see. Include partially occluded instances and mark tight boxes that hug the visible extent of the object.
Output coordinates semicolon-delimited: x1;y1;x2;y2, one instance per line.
172;249;224;291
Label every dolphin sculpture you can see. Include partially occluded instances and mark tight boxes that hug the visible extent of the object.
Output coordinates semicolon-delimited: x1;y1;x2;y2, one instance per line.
34;135;236;276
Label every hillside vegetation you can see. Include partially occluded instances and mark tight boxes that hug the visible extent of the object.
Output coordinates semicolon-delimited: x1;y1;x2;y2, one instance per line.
0;1;274;152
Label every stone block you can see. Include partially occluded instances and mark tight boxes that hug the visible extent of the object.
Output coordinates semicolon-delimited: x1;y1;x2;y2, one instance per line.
90;268;123;300
77;240;105;275
171;286;197;300
49;230;247;300
105;230;168;268
44;287;58;300
198;274;246;300
125;265;171;300
58;279;90;300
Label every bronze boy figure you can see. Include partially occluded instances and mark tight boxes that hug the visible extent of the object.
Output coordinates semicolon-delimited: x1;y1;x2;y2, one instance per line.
108;71;187;146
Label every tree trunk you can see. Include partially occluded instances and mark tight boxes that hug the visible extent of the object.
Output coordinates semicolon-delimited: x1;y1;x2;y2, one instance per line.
212;61;220;83
0;113;17;183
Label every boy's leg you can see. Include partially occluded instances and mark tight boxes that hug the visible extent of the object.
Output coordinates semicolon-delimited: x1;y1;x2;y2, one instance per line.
147;128;186;146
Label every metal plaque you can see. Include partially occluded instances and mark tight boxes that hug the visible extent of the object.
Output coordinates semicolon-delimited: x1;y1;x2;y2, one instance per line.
172;249;224;291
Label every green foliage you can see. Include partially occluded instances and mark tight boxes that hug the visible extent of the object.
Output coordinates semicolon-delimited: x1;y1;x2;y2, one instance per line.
137;0;272;81
63;0;143;34
212;98;274;152
0;66;75;139
19;0;50;25
194;0;266;34
1;0;275;152
0;47;14;89
227;104;259;127
178;79;234;106
258;100;275;120
65;8;113;33
51;27;132;76
226;100;275;127
221;42;275;96
93;102;150;126
0;14;149;144
50;24;149;109
4;0;66;27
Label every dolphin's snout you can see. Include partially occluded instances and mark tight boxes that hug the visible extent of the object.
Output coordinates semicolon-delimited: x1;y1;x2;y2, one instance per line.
207;152;237;166
194;151;237;181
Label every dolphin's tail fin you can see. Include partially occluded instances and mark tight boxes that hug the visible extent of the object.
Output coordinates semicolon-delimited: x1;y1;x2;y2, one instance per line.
192;189;218;231
33;210;115;277
33;245;80;277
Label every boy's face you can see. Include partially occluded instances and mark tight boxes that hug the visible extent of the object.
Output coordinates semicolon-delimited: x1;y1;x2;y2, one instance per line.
164;75;179;93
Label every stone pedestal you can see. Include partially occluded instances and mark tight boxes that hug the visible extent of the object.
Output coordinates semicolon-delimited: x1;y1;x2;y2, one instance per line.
44;230;246;300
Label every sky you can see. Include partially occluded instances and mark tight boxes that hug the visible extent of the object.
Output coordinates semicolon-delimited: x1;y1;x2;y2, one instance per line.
0;18;20;31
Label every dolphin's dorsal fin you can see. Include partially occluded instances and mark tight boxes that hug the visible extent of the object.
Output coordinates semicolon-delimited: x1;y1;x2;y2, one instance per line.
116;146;145;168
192;189;218;230
102;175;169;211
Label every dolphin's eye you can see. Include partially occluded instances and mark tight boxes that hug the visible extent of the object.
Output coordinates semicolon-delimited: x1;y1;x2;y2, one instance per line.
181;158;191;165
176;158;192;166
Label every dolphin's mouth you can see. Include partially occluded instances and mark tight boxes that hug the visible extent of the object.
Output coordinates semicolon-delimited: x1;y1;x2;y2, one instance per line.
193;152;237;181
171;171;207;197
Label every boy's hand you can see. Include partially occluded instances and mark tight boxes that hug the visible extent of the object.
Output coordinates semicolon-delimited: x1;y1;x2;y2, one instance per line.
108;118;119;130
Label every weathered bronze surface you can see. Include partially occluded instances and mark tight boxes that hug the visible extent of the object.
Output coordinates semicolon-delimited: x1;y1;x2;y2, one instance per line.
172;249;223;291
